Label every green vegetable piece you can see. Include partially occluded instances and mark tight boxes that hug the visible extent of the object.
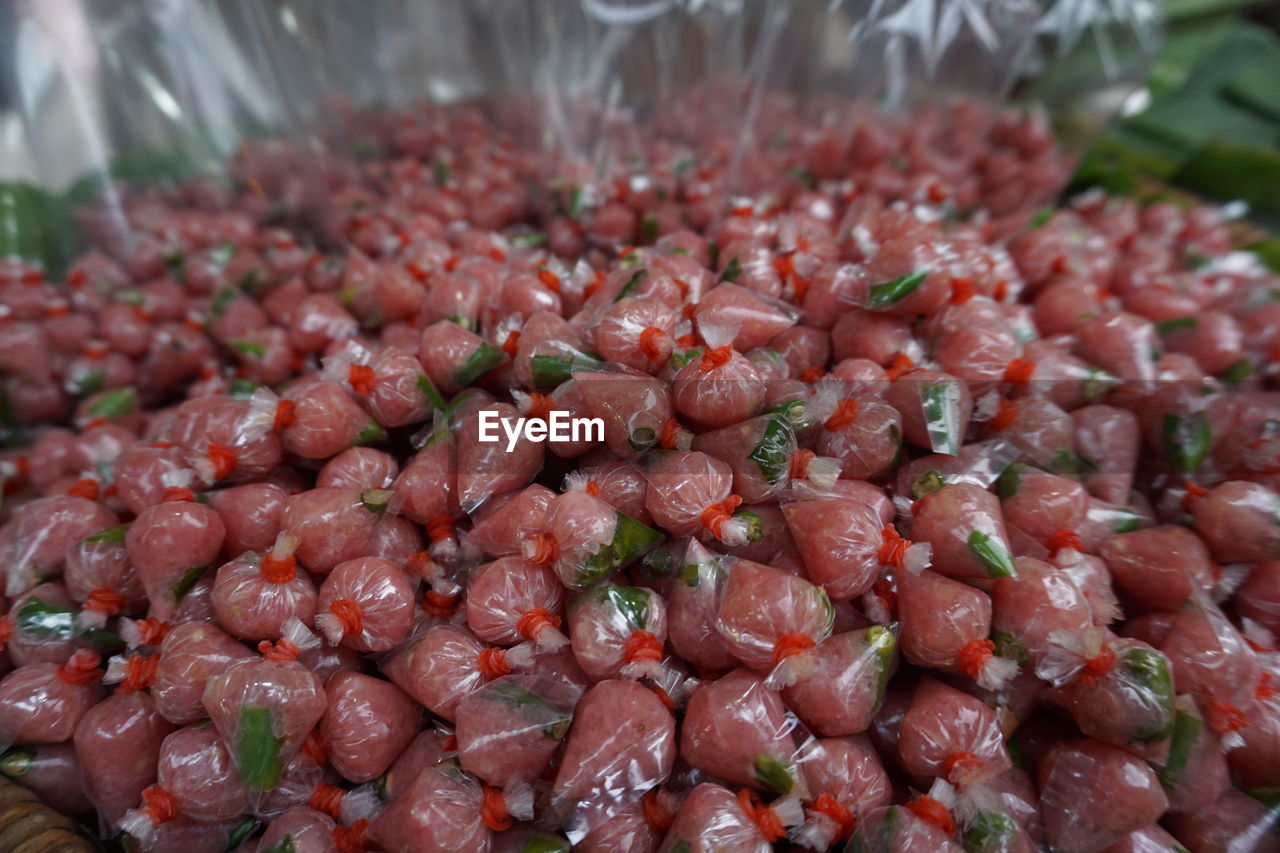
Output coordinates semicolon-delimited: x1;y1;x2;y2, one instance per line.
614;269;647;302
86;387;139;419
967;530;1017;578
0;750;33;778
641;214;659;242
15;597;75;640
82;524;128;545
921;383;960;456
434;160;452;186
668;843;692;853
992;630;1029;665
70;369;105;397
453;341;507;387
575;512;661;588
753;755;795;794
996;462;1027;501
229;340;266;358
171;565;207;603
227;379;259;400
1159;710;1203;788
521;837;570;853
1162;412;1211;474
1112;507;1146;533
865;270;928;310
226;818;261;852
866;625;896;709
1220;357;1254;384
510;232;547;249
235;706;283;792
355;421;386;446
677;562;702;587
415;374;446;411
1027;207;1055;229
719;257;742;283
602;585;651;630
360;489;394;514
748;414;795;485
262;835;295;853
1125;647;1176;742
669;347;703;369
1155;316;1197;335
911;470;947;500
963;810;1017;852
529;352;603;389
486;681;571;740
735;509;764;542
567;186;585;219
628;427;656;453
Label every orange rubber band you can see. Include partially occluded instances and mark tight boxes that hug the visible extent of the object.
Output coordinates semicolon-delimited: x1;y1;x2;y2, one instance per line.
699;495;743;539
643;789;674;831
942;751;984;785
877;525;910;567
1003;358;1036;386
258;638;300;663
906;795;955;836
623;630;664;665
516;608;561;642
825;399;859;431
699;346;734;371
328;599;363;639
118;654;160;694
638;327;666;361
162;486;196;503
56;650;102;685
84;587;127;615
773;632;816;665
1080;644;1117;685
988;398;1019;431
811;793;856;842
528;532;559;565
333;818;369;853
950;277;976;304
477;647;512;680
274;400;297;430
68;479;100;501
309;782;346;819
956;639;995;682
480;786;513;832
206;444;238;480
139;786;178;826
789;449;815;481
260;552;297;584
1045;529;1083;553
737;789;785;842
132;618;170;647
885;352;916;381
348;364;376;395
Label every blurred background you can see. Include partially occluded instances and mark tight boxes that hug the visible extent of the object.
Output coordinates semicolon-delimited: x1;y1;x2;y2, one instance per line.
0;0;1277;273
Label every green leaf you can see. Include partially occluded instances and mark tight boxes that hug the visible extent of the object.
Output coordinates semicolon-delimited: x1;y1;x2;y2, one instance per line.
434;160;452;186
719;257;742;283
171;565;207;602
640;214;659;242
575;512;662;588
992;630;1029;665
510;232;547;249
748;414;795;485
15;597;75;640
355;421;386;446
736;509;764;543
1162;412;1212;474
614;269;647;302
530;352;603;389
628;427;656;453
865;270;927;310
210;286;239;318
866;626;896;710
1159;710;1203;788
967;531;1017;578
1155;316;1198;335
1125;648;1177;742
567;186;585;219
921;383;961;456
1220;357;1254;384
453;341;506;388
521;836;570;853
82;524;128;545
227;379;259;400
1113;508;1146;533
485;681;572;740
261;835;295;853
753;755;795;794
235;706;283;792
415;374;446;411
677;562;702;587
226;818;261;852
911;470;948;500
229;340;266;358
602;585;651;630
669;348;703;369
1027;207;1055;230
85;387;139;419
707;240;720;272
996;462;1026;501
963;810;1017;853
0;749;33;778
70;370;106;397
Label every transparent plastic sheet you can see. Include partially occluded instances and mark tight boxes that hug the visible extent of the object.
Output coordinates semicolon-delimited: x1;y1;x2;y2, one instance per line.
1;0;1162;278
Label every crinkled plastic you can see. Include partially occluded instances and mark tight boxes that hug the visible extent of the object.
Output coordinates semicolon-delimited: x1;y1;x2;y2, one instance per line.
568;583;670;682
314;556;416;652
319;669;421;784
455;674;582;789
657;783;803;853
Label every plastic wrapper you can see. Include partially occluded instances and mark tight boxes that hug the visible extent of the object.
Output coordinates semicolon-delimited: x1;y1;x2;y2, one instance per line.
781;625;897;738
657;783;803;853
842;786;964;853
382;623;530;722
672;325;767;429
568;583;669;682
465;555;569;653
1036;739;1168;853
527;488;661;590
0;741;94;818
692;408;839;504
713;556;834;687
257;806;339;853
314;556;416;652
0;648;102;746
3;581;85;667
74;691;175;826
206;482;288;557
790;734;891;850
125;500;225;621
200;649;327;805
681;668;809;798
552;679;675;840
367;759;533;853
1;493;118;596
64;523;146;630
898;677;1012;790
281;486;403;575
210;530;317;641
911;482;1018;579
455;674;581;789
319;669;421;784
